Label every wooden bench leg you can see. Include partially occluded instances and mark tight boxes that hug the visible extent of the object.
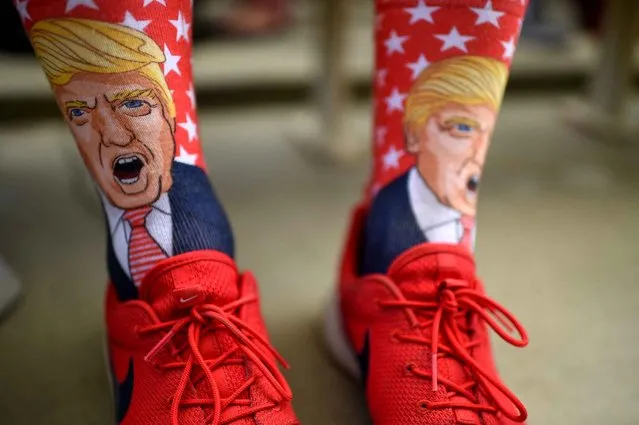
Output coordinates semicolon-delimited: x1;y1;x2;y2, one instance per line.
290;0;367;164
0;255;21;321
589;0;639;123
564;0;639;145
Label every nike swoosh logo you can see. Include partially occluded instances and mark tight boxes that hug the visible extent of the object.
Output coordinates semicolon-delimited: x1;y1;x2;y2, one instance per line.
179;295;199;303
356;330;371;387
109;358;134;424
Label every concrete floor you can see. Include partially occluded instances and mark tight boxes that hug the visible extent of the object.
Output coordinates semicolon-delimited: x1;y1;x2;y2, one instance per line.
0;95;638;425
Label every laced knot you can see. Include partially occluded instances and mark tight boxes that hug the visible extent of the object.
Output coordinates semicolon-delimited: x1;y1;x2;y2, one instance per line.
376;276;529;423
137;282;292;425
438;284;459;314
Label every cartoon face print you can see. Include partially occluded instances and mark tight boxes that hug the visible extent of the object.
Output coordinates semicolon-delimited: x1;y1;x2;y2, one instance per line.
406;102;496;216
55;71;175;210
30;18;178;210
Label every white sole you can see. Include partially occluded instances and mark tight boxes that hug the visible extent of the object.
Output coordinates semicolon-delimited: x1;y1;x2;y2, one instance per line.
323;290;361;379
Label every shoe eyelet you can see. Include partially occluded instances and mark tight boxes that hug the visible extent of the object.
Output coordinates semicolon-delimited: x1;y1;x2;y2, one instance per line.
404;363;416;374
391;331;401;342
418;401;429;410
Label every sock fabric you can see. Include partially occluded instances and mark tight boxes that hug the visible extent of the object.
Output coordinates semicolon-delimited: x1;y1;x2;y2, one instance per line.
361;0;529;274
17;0;234;299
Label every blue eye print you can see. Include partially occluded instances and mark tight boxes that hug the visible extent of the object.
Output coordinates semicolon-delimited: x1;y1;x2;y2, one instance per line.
70;108;85;118
455;123;472;132
123;99;144;109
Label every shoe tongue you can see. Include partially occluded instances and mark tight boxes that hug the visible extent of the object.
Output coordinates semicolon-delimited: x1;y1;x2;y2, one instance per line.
139;251;253;414
139;251;239;321
387;243;476;299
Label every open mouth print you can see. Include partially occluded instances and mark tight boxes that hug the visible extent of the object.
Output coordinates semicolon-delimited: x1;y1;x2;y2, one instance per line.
466;175;480;195
113;155;144;185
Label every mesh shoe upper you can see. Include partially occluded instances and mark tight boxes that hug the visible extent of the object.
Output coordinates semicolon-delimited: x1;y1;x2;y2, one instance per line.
106;250;299;425
338;205;528;425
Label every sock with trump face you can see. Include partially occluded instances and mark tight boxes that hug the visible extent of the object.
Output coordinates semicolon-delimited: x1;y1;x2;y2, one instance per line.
18;0;234;298
361;0;529;274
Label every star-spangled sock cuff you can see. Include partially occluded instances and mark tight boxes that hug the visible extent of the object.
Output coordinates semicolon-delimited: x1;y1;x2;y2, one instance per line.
369;0;528;196
16;0;204;168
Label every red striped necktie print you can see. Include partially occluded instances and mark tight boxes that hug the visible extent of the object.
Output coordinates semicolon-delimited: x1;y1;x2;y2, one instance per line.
460;215;475;251
123;206;168;286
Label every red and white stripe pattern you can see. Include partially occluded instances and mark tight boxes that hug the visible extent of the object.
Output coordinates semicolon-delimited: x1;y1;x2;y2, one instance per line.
124;206;168;286
460;215;476;251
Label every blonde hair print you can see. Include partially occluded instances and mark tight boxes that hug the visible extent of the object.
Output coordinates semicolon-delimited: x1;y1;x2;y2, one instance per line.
404;56;508;134
30;18;175;117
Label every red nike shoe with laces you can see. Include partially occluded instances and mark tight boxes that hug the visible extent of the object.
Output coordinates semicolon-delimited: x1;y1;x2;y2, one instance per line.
106;250;299;425
325;205;529;424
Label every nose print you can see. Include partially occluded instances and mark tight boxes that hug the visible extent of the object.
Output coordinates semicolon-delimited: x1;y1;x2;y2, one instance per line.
96;108;134;147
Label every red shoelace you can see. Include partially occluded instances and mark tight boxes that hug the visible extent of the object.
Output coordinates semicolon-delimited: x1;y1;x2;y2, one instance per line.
138;290;292;425
374;276;529;422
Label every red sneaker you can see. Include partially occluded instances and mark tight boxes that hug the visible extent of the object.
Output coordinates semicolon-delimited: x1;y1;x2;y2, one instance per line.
325;205;529;424
106;250;299;425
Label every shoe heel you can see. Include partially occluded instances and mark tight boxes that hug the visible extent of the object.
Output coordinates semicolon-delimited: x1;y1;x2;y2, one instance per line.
323;291;361;379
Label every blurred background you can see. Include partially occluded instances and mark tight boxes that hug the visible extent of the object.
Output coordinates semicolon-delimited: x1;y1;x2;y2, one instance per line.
1;0;639;424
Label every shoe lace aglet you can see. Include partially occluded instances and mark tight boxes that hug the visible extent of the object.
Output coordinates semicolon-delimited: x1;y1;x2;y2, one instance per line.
431;353;438;392
144;322;184;363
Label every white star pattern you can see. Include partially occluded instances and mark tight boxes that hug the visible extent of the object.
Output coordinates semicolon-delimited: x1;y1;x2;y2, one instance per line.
121;11;151;32
65;0;98;13
175;147;198;165
178;114;198;142
376;127;387;146
15;0;30;23
44;0;525;186
501;36;516;59
163;44;181;76
435;26;475;53
383;145;403;170
169;11;191;42
407;54;430;80
186;84;197;109
385;88;406;113
471;1;505;28
405;0;439;24
377;69;388;87
384;31;409;56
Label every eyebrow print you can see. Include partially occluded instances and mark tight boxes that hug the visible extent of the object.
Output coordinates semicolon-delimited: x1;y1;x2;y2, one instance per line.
107;89;156;103
443;117;480;128
64;100;90;109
